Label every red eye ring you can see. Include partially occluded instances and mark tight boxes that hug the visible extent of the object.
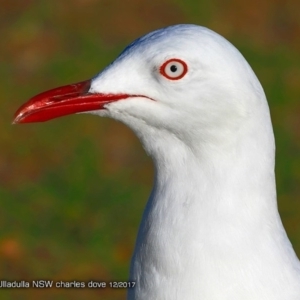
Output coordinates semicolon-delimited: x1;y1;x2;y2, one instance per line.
159;58;188;80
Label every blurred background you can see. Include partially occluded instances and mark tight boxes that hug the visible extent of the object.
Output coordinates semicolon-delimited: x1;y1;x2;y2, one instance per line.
1;0;300;299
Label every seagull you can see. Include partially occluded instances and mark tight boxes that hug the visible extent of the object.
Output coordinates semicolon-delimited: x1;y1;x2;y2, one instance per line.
14;24;300;299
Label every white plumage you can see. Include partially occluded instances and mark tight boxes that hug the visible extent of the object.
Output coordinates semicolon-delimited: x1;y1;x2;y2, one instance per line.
14;24;300;299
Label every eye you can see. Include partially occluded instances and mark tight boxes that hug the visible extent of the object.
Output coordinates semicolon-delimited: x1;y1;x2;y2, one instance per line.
159;58;188;80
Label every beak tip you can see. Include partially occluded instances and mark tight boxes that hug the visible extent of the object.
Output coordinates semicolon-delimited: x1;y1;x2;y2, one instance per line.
12;80;94;124
12;116;18;125
12;119;20;125
12;113;23;124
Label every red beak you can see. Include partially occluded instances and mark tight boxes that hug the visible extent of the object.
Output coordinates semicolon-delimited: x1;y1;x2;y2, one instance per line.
13;80;136;124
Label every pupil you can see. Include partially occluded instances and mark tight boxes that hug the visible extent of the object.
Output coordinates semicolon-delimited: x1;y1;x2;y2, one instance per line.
170;65;177;72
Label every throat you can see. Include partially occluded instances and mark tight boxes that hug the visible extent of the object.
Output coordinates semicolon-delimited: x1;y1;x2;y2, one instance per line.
128;132;289;298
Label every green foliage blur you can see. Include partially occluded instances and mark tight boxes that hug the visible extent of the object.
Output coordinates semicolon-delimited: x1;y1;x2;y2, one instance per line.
1;0;300;299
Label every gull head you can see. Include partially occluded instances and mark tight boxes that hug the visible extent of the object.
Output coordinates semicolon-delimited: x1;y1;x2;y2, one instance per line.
14;24;272;158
